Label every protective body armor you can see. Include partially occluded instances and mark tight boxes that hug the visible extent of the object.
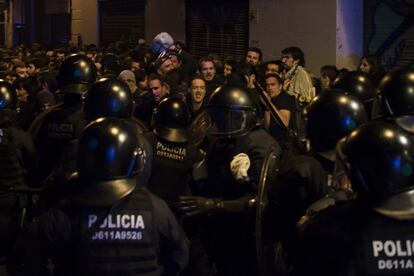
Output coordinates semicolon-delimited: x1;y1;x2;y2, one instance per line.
353;210;414;276
296;199;414;276
64;187;160;275
34;103;85;181
144;132;198;201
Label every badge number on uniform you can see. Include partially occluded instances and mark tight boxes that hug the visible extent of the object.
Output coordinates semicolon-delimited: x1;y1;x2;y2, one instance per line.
84;211;152;244
367;239;414;272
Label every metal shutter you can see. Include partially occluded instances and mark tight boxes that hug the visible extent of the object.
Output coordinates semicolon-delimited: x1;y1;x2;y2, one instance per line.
99;0;145;46
364;0;414;69
186;0;249;61
49;13;71;47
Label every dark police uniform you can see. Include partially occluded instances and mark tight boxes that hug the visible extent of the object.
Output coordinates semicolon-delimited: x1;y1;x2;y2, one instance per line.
9;186;189;276
144;132;203;202
0;124;37;256
262;90;367;272
175;85;281;275
199;128;281;275
0;125;37;188
295;199;414;276
262;153;332;258
294;121;414;276
30;98;85;182
0;81;38;257
30;53;96;183
9;117;189;276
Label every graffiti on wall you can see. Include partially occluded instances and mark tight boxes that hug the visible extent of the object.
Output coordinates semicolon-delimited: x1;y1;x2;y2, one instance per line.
364;0;414;70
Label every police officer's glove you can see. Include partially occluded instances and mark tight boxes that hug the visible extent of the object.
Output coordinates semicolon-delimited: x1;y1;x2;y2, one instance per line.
230;153;251;182
177;196;219;217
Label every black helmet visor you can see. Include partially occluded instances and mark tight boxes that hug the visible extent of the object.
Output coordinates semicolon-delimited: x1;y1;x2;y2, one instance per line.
207;107;248;137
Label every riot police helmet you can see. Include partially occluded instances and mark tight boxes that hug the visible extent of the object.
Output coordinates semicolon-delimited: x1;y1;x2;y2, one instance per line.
332;71;377;118
0;81;17;110
84;78;134;122
337;121;414;206
75;117;146;206
206;85;259;138
58;54;97;94
306;89;367;152
379;68;414;117
152;96;190;143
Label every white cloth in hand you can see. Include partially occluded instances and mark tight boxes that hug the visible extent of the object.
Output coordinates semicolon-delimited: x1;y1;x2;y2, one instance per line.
230;153;251;182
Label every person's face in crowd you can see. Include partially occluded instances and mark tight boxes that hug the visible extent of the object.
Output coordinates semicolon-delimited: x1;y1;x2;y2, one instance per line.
170;55;181;69
131;61;141;70
138;76;148;91
16;87;29;103
246;51;260;66
27;63;38;76
56;52;66;61
157;58;173;75
359;58;370;74
6;74;17;84
119;75;137;94
87;52;97;62
281;53;296;70
266;76;282;97
201;61;216;81
224;63;233;77
320;75;330;89
190;78;206;104
16;66;28;79
46;50;54;57
149;79;168;102
266;63;281;75
95;62;102;72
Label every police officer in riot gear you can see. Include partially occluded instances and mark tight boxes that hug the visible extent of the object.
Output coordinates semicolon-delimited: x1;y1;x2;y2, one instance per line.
144;96;207;275
306;90;368;155
262;90;367;273
9;118;189;275
30;54;97;183
378;68;414;131
333;70;379;119
37;78;151;214
177;85;281;275
0;81;37;257
145;96;204;202
295;121;414;276
84;77;151;186
0;81;37;187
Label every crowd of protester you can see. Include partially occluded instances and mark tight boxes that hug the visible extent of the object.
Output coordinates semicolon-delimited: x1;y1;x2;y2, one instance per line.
1;30;410;276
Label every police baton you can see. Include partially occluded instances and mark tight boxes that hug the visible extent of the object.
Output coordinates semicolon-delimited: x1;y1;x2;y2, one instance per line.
253;80;288;131
9;185;43;195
